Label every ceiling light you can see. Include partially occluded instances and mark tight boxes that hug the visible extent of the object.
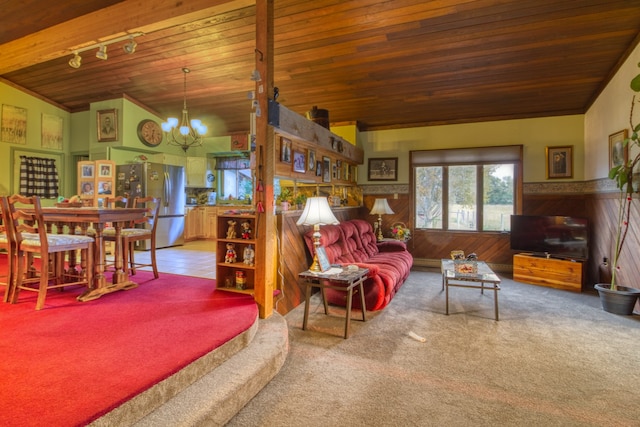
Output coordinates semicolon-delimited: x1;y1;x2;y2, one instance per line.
161;68;207;152
96;44;108;60
68;52;82;69
123;37;137;54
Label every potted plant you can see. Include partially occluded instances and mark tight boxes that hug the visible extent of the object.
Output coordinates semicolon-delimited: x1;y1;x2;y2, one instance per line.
294;193;307;210
277;188;293;211
594;65;640;315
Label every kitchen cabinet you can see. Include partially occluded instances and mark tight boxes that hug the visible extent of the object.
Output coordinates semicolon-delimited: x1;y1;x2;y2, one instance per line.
186;157;215;188
185;206;204;241
206;207;217;239
185;206;217;240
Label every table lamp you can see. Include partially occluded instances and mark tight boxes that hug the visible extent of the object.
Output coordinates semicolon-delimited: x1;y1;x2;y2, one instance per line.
369;198;394;241
296;196;339;272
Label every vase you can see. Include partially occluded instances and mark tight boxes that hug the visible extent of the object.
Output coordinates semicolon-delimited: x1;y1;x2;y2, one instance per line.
594;284;640;315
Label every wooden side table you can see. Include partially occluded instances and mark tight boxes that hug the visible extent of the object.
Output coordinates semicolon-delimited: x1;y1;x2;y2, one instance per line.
298;267;369;339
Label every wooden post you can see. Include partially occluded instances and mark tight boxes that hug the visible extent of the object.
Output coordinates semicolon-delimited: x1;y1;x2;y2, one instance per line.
254;0;275;318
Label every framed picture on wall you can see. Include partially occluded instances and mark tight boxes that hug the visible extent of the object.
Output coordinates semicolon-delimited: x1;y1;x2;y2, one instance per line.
280;137;292;163
545;145;573;179
293;151;306;173
322;156;331;183
368;157;397;181
609;129;629;170
97;109;118;142
308;149;316;171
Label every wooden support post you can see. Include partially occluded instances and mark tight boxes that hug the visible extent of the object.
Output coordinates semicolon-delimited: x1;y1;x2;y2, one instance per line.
254;0;275;318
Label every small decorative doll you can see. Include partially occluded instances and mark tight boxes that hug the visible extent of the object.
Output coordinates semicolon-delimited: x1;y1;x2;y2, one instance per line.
240;220;252;239
225;243;237;263
243;245;255;266
226;220;237;239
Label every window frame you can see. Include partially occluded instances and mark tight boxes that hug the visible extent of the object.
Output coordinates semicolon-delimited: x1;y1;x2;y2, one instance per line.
410;145;523;233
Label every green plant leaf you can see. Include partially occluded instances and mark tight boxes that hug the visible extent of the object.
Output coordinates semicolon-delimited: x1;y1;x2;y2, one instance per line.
631;73;640;92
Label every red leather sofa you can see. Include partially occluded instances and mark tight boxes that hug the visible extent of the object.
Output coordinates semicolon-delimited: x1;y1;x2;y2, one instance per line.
303;219;413;311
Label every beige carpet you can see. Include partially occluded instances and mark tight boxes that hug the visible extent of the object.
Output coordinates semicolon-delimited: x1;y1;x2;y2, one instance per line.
226;268;640;427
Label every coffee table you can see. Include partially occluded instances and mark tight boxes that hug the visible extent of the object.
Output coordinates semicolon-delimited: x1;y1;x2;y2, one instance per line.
441;259;501;321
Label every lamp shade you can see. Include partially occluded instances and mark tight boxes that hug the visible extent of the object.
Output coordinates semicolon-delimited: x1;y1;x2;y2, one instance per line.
296;197;339;226
369;198;394;215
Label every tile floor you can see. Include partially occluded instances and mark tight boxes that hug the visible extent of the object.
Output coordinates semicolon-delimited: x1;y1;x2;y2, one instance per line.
116;240;217;279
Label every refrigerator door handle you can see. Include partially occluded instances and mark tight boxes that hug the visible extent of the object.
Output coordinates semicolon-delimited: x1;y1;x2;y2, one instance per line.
164;171;170;208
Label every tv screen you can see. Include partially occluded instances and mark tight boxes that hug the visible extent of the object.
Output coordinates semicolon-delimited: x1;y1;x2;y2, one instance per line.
510;215;589;260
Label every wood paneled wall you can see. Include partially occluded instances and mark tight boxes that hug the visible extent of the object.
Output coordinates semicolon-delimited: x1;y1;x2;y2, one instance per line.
586;193;640;290
274;191;640;314
275;207;361;315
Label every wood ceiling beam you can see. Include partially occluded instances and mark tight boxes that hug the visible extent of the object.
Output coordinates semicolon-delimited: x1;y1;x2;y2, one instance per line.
0;0;254;75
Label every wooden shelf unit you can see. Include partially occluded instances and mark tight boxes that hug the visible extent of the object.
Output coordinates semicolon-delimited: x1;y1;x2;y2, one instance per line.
216;213;257;295
513;253;583;292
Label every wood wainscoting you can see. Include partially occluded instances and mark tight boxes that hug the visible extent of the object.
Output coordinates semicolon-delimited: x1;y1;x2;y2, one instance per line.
275;207;362;315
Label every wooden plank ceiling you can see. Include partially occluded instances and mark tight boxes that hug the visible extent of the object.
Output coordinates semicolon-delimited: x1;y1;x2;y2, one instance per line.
2;0;640;135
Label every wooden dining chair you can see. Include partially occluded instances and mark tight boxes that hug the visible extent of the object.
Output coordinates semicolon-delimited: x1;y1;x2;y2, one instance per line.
6;194;95;310
0;196;16;302
104;196;160;279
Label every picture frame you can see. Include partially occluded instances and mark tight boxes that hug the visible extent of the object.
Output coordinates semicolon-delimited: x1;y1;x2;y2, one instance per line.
98;163;113;178
545;145;573;179
316;160;323;177
293;150;306;173
81;164;94;179
97;109;118;142
368;157;398;181
609;129;629;170
280;137;292;163
97;181;113;195
41;113;63;150
1;104;27;145
322;156;331;183
308;149;316;171
315;246;331;272
80;181;94;196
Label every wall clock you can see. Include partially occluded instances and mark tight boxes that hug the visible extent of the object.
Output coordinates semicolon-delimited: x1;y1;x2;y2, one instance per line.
137;119;163;147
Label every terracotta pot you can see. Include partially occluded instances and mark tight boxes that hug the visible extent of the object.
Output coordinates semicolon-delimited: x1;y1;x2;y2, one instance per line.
594;284;640;315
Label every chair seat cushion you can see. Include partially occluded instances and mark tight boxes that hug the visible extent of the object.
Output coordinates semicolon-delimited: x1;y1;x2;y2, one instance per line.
102;227;150;237
21;233;94;248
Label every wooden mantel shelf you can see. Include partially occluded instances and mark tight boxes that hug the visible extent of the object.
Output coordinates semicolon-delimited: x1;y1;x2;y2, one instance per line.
268;100;364;165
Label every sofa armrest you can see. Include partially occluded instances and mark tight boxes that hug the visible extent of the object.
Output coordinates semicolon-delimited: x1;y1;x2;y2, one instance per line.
377;240;407;252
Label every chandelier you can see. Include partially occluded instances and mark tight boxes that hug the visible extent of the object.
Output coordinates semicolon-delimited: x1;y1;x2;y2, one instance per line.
161;67;207;152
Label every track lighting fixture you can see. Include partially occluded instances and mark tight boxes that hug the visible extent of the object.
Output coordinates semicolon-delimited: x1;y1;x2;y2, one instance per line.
123;37;137;54
96;45;108;60
67;32;143;68
68;52;82;69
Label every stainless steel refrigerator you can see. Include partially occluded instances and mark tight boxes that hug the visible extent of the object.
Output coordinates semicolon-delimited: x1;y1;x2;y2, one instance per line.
115;162;185;249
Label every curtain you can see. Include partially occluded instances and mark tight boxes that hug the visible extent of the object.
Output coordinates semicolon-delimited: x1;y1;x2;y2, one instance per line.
19;156;59;198
215;156;251;170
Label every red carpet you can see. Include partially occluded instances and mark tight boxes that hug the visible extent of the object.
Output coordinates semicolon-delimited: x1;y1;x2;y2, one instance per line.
0;255;258;427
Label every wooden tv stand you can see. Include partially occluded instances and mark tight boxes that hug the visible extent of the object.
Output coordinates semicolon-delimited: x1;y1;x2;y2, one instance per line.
513;253;583;292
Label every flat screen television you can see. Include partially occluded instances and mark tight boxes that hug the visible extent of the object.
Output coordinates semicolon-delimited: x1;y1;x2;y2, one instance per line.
510;215;589;260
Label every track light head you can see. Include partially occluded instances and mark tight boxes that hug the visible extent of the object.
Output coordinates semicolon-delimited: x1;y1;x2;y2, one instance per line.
96;45;108;60
68;52;82;69
123;37;137;54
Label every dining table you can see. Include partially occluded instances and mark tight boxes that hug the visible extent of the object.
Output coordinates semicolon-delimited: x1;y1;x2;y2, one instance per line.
38;206;148;302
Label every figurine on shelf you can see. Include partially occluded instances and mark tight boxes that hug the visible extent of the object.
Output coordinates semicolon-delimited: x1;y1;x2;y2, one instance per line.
240;220;252;239
225;243;237;263
243;245;255;266
226;220;237;239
